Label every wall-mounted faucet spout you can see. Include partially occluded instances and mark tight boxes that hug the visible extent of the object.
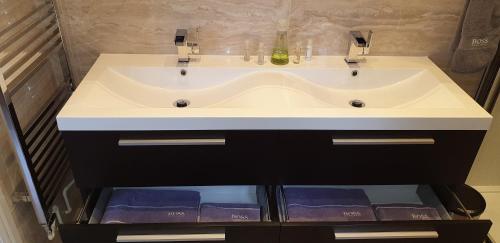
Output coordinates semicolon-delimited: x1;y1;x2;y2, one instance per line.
345;30;372;64
175;28;200;63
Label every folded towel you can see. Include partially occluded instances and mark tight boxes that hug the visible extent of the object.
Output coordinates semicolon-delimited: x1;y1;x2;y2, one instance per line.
101;189;200;224
284;187;371;207
450;0;500;73
199;203;261;222
287;205;376;222
375;204;442;221
284;187;375;222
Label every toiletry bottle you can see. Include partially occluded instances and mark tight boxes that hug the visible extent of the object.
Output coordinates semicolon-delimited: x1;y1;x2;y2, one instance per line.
271;19;289;65
258;42;265;65
293;41;302;64
305;39;313;62
244;40;251;62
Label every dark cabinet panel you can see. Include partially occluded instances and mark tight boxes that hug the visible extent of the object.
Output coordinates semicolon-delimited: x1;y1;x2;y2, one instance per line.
63;131;282;187
279;221;491;243
62;130;485;187
277;131;485;184
60;224;280;243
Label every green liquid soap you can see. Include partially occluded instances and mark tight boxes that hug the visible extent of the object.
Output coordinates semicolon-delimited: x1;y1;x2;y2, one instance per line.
271;48;289;65
271;20;289;65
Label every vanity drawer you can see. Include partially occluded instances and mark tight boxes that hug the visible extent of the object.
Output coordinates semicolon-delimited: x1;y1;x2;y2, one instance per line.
278;130;485;184
63;131;281;187
62;130;485;188
276;185;492;243
60;186;280;243
60;223;279;243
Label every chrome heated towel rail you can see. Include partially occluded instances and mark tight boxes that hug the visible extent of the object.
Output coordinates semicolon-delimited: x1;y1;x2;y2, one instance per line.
0;0;73;239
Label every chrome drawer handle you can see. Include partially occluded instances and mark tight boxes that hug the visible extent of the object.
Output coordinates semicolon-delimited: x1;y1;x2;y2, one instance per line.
332;138;435;145
118;138;226;146
334;231;439;240
116;233;226;242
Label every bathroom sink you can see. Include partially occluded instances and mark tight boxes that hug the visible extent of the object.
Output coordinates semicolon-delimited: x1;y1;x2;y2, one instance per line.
102;67;438;109
57;54;492;131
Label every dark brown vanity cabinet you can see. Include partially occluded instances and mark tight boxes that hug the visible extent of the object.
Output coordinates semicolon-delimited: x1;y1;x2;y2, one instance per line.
59;130;492;243
62;130;485;187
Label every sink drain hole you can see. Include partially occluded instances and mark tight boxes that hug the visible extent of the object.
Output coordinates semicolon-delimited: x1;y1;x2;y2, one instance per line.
174;99;190;108
350;99;365;108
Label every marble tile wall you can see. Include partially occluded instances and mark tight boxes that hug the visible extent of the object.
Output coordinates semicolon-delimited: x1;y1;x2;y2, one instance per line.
54;0;483;94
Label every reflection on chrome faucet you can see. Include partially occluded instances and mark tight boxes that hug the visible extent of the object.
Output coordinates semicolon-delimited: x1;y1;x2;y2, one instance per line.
175;28;200;63
345;30;372;64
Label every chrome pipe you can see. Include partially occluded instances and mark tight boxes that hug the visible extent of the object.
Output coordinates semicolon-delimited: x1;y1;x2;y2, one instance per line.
0;80;47;226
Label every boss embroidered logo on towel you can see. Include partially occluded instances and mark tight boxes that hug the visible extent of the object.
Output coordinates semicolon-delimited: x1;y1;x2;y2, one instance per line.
231;214;249;220
411;213;432;220
472;38;489;47
343;211;362;217
167;211;186;217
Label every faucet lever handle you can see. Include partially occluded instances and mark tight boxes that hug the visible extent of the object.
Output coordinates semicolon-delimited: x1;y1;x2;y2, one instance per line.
350;31;366;47
175;29;188;46
363;30;373;55
349;30;373;48
366;30;373;48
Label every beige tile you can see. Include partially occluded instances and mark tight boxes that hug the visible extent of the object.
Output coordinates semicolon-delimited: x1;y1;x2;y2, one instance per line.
55;0;290;83
397;0;465;65
289;0;402;55
54;0;479;94
288;0;464;59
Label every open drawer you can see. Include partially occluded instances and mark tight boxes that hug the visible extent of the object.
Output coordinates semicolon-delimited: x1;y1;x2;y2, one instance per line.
59;186;280;243
277;185;492;243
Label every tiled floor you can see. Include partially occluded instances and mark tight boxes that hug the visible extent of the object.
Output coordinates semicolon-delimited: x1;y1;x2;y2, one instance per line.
477;187;500;242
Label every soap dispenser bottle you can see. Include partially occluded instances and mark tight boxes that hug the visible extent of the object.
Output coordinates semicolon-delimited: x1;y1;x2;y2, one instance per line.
271;19;289;65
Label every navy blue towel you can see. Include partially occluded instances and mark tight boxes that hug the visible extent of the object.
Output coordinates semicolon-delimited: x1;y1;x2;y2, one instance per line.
284;187;372;206
101;189;200;224
284;187;376;222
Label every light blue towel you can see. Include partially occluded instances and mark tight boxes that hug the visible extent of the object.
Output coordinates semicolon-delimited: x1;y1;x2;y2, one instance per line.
199;203;261;222
375;204;442;221
101;189;200;224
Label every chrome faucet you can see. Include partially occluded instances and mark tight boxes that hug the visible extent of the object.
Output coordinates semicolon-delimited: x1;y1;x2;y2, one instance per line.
344;31;372;64
175;28;200;63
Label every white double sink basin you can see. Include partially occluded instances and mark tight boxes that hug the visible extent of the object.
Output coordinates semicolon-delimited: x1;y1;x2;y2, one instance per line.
57;54;492;131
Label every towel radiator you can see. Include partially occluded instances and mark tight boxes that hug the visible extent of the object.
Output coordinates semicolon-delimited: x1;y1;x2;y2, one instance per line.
0;0;74;239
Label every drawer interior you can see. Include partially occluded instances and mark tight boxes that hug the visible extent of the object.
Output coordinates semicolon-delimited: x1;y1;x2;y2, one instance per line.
83;186;272;225
62;185;491;243
276;185;492;243
277;185;462;223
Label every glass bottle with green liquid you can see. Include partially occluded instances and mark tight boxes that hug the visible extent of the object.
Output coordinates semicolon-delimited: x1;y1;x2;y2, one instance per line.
271;19;289;65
